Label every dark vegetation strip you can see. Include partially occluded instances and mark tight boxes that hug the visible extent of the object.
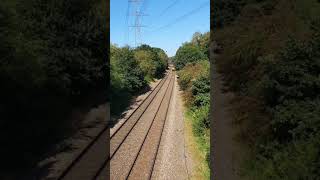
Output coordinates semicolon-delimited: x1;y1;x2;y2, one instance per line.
0;0;107;177
213;0;320;179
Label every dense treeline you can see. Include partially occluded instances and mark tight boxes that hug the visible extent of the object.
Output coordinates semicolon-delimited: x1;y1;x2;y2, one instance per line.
213;0;320;179
0;0;107;175
175;32;209;70
110;44;168;116
174;31;210;178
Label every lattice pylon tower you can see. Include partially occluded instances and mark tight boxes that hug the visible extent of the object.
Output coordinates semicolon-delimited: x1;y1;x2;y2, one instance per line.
128;0;147;47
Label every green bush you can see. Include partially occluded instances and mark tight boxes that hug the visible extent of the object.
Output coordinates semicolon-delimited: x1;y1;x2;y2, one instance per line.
174;42;207;70
110;44;168;116
193;93;210;107
111;45;147;92
177;60;209;91
259;35;320;142
272;100;320;141
261;37;320;107
213;0;320;178
244;136;320;180
191;104;210;137
191;32;210;58
110;45;147;115
177;70;193;91
192;76;210;96
175;32;210;174
177;61;210;132
134;44;168;79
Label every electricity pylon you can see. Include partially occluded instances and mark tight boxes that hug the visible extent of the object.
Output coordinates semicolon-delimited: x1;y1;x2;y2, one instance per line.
128;0;148;47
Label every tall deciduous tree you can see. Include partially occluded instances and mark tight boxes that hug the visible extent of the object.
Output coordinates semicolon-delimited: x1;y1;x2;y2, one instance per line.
174;42;207;70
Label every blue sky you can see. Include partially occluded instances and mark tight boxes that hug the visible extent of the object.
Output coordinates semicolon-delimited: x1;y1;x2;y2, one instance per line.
110;0;210;57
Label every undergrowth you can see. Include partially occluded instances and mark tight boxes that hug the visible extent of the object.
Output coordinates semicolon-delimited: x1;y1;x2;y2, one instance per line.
213;0;320;179
174;31;210;179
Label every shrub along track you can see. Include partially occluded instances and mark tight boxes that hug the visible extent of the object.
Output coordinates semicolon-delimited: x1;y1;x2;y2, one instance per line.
56;70;173;180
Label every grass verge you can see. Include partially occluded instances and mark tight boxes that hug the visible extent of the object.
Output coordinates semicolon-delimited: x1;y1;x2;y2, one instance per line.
185;109;210;179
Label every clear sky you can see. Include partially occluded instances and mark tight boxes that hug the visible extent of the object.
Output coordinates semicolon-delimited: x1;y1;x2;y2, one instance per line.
110;0;210;57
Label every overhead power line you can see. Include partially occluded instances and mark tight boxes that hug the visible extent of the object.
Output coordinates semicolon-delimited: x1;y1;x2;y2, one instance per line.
147;0;180;29
158;0;180;17
124;1;131;44
151;1;209;32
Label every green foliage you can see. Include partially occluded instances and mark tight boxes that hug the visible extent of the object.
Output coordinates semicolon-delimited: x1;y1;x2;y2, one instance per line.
112;46;146;92
177;69;193;91
244;135;320;180
110;44;168;116
191;32;210;58
0;0;107;172
110;45;146;115
191;104;210;136
272;100;320;141
259;35;320;144
135;44;168;79
175;32;210;175
174;31;209;71
261;37;320;107
190;72;210;132
174;39;208;70
153;47;169;77
177;61;209;91
134;50;156;81
192;76;210;96
214;0;320;178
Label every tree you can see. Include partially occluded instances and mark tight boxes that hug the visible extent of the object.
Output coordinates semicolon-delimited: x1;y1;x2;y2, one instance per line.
191;32;210;58
174;43;207;70
112;46;146;92
110;44;168;116
134;50;156;81
134;44;168;79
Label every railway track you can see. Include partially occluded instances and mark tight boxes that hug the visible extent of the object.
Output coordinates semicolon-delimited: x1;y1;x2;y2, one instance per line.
127;71;175;179
57;70;174;180
108;70;175;179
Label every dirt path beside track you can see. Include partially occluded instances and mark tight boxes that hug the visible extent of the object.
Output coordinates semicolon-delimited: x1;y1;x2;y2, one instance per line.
152;74;193;180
